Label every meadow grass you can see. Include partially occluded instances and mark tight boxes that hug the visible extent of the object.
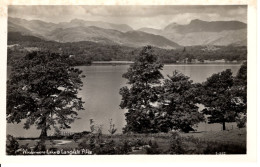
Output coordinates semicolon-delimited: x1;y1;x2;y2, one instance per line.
11;128;246;155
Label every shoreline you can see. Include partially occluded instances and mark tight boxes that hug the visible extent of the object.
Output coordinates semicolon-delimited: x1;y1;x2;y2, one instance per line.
86;61;244;66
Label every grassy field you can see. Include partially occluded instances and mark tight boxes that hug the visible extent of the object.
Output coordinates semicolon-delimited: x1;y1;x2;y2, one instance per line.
180;128;246;145
10;128;246;155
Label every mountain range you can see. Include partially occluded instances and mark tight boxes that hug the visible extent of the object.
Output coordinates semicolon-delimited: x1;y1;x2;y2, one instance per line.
8;17;247;48
138;19;247;46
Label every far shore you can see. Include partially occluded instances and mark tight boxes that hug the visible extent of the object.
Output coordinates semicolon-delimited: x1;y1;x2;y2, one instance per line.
89;60;243;66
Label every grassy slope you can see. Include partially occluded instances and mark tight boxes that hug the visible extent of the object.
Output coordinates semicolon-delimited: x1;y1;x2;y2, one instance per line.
180;128;246;145
16;128;246;154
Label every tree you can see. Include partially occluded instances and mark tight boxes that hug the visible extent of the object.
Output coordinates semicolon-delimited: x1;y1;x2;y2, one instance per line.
7;51;85;139
119;46;163;133
201;69;239;130
233;62;247;127
158;71;204;133
235;61;247;108
108;119;117;135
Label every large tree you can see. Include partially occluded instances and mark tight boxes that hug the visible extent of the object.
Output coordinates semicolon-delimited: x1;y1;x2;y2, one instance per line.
201;69;241;130
232;62;247;127
158;71;204;133
119;46;163;133
234;61;247;111
7;51;85;139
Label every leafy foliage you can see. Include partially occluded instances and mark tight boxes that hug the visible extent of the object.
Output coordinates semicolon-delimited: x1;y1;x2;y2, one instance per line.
201;69;242;130
7;51;85;138
6;135;19;155
234;61;247;113
158;71;205;132
234;62;247;129
33;140;47;153
236;113;247;128
119;46;164;133
168;132;186;154
54;127;61;137
232;62;247;129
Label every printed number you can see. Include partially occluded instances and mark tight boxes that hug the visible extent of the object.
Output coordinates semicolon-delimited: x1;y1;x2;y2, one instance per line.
216;152;226;155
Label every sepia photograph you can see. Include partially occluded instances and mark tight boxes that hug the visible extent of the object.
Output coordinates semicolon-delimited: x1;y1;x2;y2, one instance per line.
4;3;251;157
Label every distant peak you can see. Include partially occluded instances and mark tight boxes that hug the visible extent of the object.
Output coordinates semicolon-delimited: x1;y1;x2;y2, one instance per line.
190;19;205;24
189;19;246;25
164;22;180;30
70;18;85;23
168;22;179;26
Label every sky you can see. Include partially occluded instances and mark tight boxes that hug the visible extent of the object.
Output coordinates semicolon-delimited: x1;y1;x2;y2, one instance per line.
8;5;247;29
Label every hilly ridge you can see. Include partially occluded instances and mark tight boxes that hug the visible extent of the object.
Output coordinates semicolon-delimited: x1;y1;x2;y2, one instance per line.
140;19;247;46
46;26;180;49
8;17;247;47
8;17;180;49
66;19;133;32
164;19;246;33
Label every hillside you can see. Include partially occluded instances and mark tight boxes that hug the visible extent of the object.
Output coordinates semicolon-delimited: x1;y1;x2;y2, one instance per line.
24;25;181;49
64;19;133;32
8;32;43;43
9;17;247;47
8;33;247;66
161;29;247;46
164;19;246;34
138;19;247;46
137;28;162;35
8;17;181;49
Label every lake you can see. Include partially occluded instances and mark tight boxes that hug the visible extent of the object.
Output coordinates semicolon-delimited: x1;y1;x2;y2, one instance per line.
7;64;241;137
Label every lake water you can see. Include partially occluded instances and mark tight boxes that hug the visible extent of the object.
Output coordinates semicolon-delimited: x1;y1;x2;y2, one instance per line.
7;64;241;137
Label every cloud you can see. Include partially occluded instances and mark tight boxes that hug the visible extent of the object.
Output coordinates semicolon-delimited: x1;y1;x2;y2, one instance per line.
227;6;247;16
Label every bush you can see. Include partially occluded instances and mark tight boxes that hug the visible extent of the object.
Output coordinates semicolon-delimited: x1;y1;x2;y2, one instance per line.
120;140;132;154
33;140;46;153
89;135;96;150
168;132;186;154
95;140;117;155
78;139;89;149
6;135;19;155
146;147;161;154
236;114;247;128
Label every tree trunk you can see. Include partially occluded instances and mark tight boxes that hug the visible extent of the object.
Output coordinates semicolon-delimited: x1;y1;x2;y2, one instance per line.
222;121;226;131
40;127;47;139
39;117;48;139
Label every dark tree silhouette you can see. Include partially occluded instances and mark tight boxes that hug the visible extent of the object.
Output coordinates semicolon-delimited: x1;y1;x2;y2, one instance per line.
235;61;247;109
7;51;85;139
158;71;204;133
201;69;241;130
119;46;163;133
233;62;247;128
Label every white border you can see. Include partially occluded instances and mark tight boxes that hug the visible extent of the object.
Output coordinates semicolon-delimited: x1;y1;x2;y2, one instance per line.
0;0;257;164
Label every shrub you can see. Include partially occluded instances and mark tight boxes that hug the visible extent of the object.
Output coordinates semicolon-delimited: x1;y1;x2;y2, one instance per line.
152;141;159;148
95;140;117;155
148;140;153;147
78;139;89;149
89;135;96;150
73;133;82;142
33;140;46;153
236;114;247;128
146;147;162;154
120;140;132;154
168;132;186;154
6;135;19;155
